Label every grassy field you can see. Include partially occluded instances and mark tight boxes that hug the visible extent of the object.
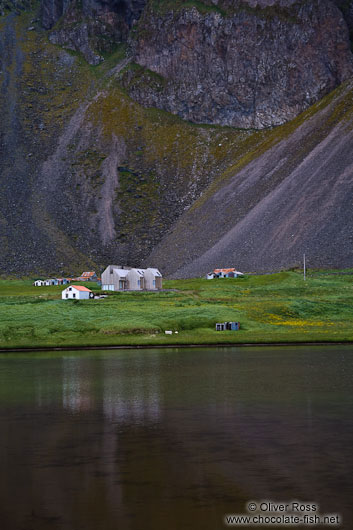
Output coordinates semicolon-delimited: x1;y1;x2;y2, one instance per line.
0;271;352;349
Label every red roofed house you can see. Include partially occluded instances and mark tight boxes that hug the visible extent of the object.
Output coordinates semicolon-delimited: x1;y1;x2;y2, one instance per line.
62;286;93;300
206;268;244;279
77;272;98;281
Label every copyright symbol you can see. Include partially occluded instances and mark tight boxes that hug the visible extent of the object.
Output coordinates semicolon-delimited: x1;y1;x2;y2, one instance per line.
248;502;257;512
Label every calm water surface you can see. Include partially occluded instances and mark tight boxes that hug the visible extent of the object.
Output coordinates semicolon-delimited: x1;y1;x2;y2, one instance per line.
0;345;352;530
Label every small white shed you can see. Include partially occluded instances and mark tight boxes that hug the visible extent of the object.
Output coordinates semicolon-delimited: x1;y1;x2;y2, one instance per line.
34;280;45;286
62;286;93;300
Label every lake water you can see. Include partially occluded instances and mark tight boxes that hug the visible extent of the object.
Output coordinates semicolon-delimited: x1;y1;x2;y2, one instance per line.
0;345;352;530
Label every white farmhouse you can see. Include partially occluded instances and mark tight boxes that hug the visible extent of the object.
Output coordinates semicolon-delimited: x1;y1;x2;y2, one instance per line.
101;266;162;291
62;286;93;300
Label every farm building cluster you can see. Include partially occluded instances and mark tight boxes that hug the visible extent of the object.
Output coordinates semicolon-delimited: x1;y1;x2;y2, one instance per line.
33;272;100;287
61;265;163;301
35;266;244;292
206;268;243;279
34;266;163;299
32;265;243;330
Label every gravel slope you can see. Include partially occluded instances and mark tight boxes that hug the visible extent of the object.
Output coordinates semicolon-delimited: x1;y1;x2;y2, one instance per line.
148;82;353;276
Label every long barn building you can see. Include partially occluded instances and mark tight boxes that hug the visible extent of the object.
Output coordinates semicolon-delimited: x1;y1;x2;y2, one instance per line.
101;266;162;291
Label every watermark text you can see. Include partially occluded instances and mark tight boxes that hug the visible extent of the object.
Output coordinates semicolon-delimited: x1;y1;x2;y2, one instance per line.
225;501;342;527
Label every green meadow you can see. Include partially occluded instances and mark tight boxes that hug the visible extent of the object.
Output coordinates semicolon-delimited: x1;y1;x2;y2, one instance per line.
0;271;352;349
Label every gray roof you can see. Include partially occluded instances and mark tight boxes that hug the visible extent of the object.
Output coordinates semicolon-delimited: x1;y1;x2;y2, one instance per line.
147;268;162;277
112;268;129;277
107;266;162;278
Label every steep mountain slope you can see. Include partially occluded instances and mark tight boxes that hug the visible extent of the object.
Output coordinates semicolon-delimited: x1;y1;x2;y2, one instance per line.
0;12;100;274
148;81;353;275
0;1;352;276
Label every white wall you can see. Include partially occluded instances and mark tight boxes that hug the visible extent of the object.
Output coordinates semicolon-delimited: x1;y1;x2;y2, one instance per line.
126;269;144;290
101;265;115;289
144;268;162;290
102;284;114;291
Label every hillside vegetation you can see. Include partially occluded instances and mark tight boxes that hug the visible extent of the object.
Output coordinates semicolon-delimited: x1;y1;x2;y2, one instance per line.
0;271;352;349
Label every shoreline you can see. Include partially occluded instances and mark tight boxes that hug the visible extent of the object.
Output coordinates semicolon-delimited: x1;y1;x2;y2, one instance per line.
0;340;352;353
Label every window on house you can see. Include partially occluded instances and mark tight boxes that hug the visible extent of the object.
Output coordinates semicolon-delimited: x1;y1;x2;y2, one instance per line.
153;280;156;287
138;280;140;287
73;293;76;298
66;294;68;299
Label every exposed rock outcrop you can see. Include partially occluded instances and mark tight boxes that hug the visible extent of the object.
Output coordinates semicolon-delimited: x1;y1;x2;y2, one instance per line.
41;0;147;29
0;0;33;16
41;0;146;64
40;0;69;29
124;0;353;128
333;0;353;44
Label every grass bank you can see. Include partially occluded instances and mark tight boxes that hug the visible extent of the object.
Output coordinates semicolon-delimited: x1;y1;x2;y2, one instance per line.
0;271;352;350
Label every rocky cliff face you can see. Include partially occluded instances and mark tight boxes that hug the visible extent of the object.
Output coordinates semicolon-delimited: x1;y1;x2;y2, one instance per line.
334;0;353;39
0;0;32;16
125;0;353;128
41;0;146;64
22;0;353;124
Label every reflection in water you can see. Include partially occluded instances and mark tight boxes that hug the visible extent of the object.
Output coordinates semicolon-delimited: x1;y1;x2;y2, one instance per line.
61;355;161;422
102;356;161;424
63;357;93;413
0;346;352;530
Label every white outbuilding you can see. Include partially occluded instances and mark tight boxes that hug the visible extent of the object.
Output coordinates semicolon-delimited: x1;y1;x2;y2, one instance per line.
62;286;93;300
